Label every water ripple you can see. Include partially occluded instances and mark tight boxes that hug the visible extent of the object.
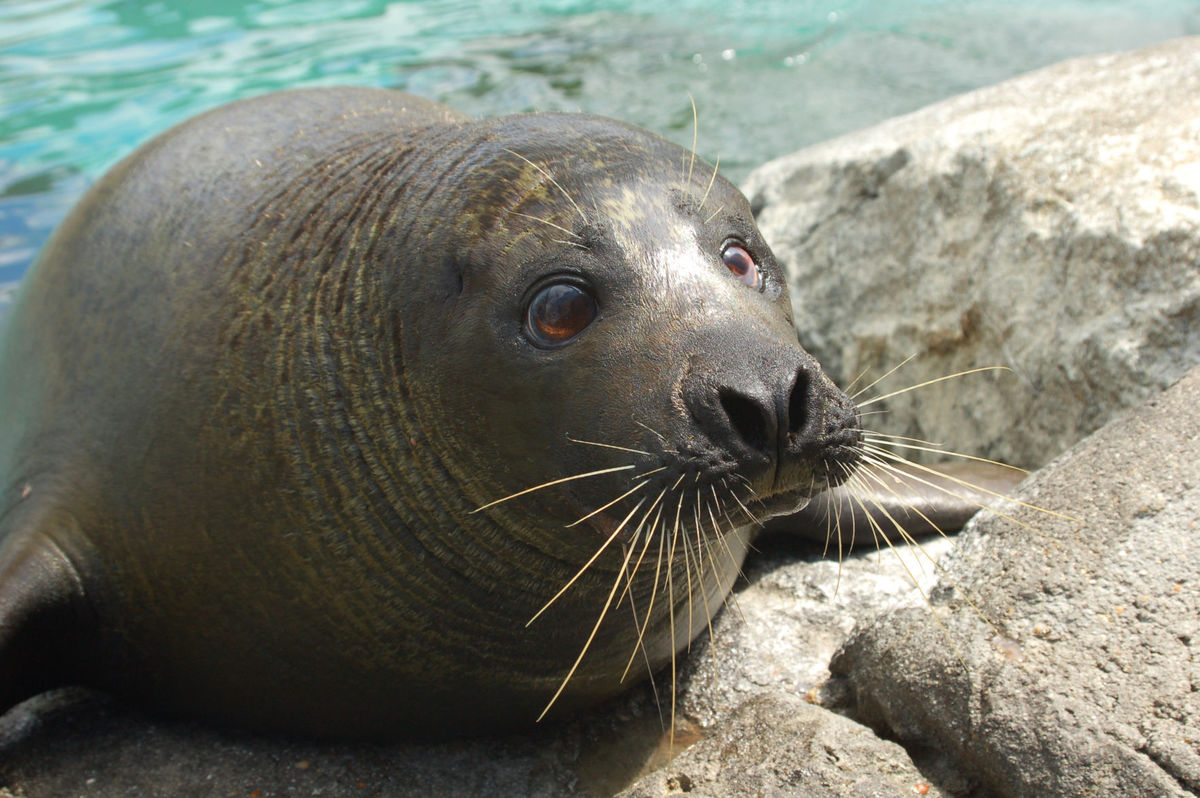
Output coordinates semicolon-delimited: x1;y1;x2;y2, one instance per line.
0;0;1196;286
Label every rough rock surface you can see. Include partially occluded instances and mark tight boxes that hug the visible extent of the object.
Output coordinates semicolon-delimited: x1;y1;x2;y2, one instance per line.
743;36;1200;469
617;693;943;798
833;364;1200;796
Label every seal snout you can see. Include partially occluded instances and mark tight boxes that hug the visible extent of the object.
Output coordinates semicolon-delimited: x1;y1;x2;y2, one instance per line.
712;366;815;463
682;352;862;496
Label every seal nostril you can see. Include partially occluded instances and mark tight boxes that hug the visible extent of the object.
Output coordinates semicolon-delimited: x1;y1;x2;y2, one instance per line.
787;368;810;443
719;388;769;455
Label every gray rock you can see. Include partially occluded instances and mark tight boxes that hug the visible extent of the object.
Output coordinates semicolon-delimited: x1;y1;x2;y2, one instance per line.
744;37;1200;469
617;692;944;798
832;364;1200;796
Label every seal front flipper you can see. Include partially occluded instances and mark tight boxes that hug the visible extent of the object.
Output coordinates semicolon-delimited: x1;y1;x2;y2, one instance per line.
764;461;1026;546
0;520;91;711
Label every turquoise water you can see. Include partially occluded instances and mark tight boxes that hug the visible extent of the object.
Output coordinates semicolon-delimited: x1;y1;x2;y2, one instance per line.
1;0;1198;291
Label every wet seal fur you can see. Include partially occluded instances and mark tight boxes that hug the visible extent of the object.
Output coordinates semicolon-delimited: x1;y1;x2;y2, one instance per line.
0;88;865;739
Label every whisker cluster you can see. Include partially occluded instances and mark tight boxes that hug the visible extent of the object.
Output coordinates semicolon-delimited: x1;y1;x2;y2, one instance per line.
472;431;762;736
810;362;1081;668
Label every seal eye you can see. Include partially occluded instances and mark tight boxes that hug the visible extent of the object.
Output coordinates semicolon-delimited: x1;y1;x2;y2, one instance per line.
526;282;598;347
721;243;761;290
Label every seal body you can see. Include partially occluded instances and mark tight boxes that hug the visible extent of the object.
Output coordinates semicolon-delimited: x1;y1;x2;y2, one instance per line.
0;88;860;738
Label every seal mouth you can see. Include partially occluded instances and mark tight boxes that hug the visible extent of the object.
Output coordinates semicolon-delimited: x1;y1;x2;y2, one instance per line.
565;375;867;543
572;442;852;547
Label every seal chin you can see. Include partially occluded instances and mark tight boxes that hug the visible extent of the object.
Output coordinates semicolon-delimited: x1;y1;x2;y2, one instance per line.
769;492;822;522
727;478;823;528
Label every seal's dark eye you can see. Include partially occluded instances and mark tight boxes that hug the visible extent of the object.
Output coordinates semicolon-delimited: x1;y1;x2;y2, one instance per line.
526;282;598;347
721;243;761;290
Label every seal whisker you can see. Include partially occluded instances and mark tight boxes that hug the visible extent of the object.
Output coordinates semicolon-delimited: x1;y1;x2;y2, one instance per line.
618;499;667;643
535;516;645;722
839;473;971;667
729;472;754;490
857;366;1012;408
861;435;1028;474
635;420;673;449
861;449;1051;543
824;461;857;566
708;482;759;565
848;353;918;400
731;474;767;509
842;362;874;395
621;556;658;694
692;504;721;678
611;499;663;636
698;155;721;212
860;430;947;447
566;435;655;457
723;479;764;527
565;479;650;528
538;498;666;717
846;465;1004;641
708;484;726;518
680;496;702;650
662;490;688;752
706;501;748;624
506;210;582;240
621;508;669;682
471;464;636;512
843;470;924;556
859;430;946;446
619;524;664;693
502;148;588;225
853;457;950;542
822;462;843;562
860;444;1079;524
528;496;648;627
835;459;875;595
690;490;725;636
552;238;590;249
703;204;725;225
615;489;671;610
685;94;699;189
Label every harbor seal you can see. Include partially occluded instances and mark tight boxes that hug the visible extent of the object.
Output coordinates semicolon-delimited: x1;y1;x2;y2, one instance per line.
0;88;911;739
